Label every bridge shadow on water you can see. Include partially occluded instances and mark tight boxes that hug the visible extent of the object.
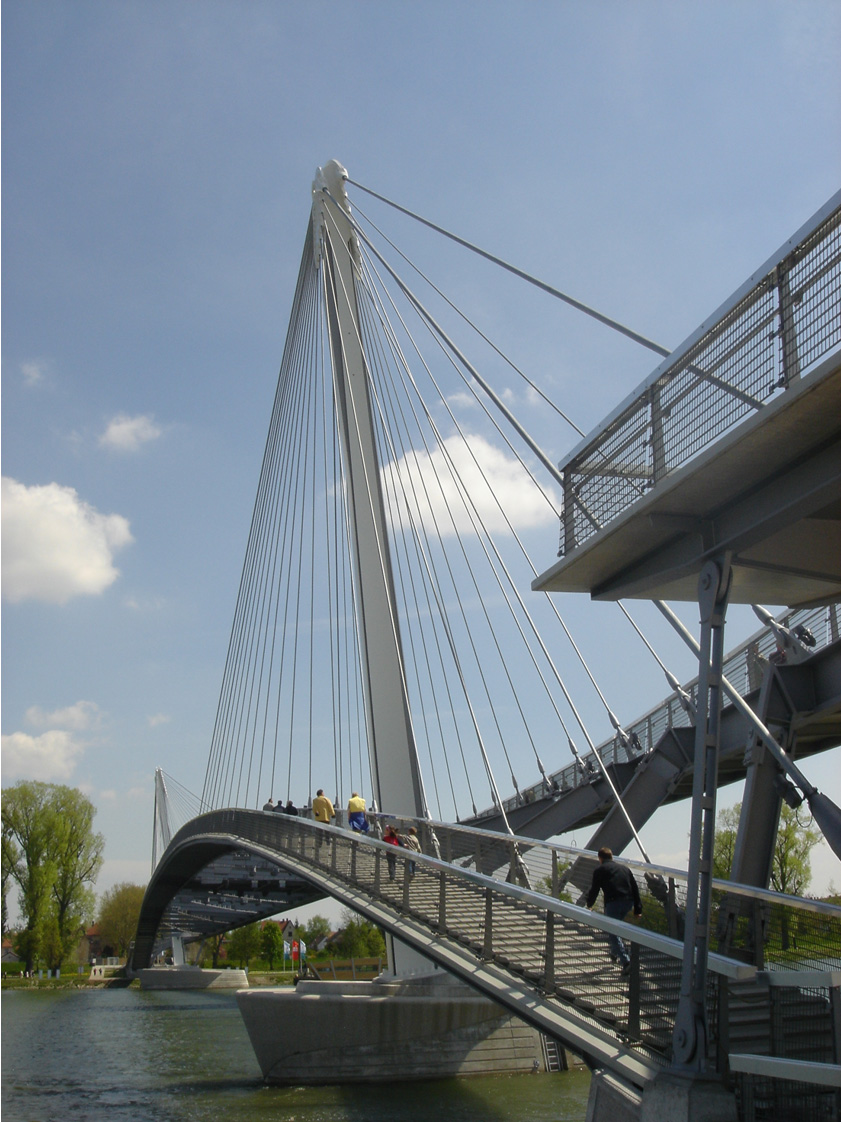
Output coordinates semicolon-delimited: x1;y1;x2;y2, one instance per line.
172;1068;592;1122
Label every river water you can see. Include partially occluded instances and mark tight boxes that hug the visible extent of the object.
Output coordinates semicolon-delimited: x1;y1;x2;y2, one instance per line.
2;988;591;1121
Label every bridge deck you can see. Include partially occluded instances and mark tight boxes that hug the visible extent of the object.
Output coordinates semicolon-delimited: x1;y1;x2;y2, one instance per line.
132;809;841;1093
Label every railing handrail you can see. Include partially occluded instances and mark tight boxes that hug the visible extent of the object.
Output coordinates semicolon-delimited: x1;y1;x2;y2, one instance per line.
474;605;839;818
554;193;841;561
168;807;841;949
561;189;841;468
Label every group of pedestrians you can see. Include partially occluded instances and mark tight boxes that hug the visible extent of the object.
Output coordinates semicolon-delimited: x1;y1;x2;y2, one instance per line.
262;797;299;815
382;823;421;879
263;789;640;976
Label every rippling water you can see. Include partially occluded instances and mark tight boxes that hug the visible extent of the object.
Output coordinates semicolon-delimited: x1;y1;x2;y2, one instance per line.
2;988;591;1121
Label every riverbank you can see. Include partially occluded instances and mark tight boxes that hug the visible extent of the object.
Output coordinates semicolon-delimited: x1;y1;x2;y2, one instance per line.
0;969;301;991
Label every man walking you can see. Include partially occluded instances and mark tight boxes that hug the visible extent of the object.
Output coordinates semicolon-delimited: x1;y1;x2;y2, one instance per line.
312;789;335;849
586;846;642;974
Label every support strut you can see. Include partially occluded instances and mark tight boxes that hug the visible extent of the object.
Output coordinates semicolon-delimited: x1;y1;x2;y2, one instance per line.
671;555;732;1072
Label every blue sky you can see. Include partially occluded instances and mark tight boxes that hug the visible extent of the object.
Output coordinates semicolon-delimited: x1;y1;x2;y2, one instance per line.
3;0;840;921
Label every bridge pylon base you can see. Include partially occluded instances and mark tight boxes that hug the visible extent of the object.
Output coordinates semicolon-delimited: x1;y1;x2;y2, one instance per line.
237;973;553;1083
586;1069;738;1122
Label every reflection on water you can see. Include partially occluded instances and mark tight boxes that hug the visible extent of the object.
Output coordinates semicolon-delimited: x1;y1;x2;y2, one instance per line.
2;988;590;1121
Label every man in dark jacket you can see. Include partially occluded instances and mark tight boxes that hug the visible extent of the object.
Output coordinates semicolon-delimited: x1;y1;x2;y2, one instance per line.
586;846;642;974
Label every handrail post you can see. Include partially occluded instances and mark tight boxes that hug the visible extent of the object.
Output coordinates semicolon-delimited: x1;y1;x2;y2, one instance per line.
775;258;802;388
483;886;493;961
374;847;382;894
551;849;559;899
402;857;411;911
667;876;679;940
351;839;357;881
649;380;667;484
438;868;447;932
543;909;555;991
627;940;640;1042
562;467;576;555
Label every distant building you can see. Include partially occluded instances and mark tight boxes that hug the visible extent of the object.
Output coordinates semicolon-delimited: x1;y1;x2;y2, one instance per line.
78;924;116;964
2;937;21;964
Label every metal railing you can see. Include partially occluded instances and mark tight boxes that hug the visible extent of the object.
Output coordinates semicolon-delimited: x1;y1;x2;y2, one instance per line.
557;193;841;558
480;603;840;818
156;807;841;1090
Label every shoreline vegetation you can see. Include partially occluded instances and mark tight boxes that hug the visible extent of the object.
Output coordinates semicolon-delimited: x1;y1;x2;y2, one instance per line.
1;968;303;991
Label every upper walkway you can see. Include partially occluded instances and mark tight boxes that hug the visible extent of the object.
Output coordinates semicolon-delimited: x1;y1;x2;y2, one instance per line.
470;604;841;841
534;190;841;606
131;807;841;1097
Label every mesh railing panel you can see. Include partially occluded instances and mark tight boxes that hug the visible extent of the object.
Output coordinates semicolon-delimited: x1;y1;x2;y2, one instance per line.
559;201;841;556
488;604;840;815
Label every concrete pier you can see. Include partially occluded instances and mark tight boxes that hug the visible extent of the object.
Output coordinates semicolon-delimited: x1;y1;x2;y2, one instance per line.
236;973;550;1083
138;964;248;990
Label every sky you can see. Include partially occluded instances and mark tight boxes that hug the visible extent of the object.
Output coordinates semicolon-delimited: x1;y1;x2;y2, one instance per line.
3;0;841;930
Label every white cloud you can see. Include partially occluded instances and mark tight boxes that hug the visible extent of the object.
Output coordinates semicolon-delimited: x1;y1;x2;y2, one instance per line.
99;413;162;452
21;360;47;386
382;433;557;538
1;477;133;604
147;713;171;728
1;730;84;782
446;391;479;411
25;700;101;731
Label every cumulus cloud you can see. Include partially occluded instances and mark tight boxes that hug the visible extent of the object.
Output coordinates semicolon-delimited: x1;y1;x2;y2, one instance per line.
2;477;133;604
25;700;101;731
1;730;84;782
382;433;557;538
99;413;162;452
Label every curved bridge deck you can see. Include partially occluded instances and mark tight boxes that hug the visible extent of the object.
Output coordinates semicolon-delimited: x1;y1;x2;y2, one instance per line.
132;809;841;1094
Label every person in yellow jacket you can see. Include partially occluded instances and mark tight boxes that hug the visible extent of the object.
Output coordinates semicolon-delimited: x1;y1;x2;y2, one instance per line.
347;792;369;833
312;789;335;822
312;788;335;848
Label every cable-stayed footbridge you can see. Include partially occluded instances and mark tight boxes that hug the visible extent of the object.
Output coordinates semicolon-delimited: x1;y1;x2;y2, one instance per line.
132;165;841;1120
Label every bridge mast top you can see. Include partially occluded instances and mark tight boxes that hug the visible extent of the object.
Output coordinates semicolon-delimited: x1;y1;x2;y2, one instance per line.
311;159;356;269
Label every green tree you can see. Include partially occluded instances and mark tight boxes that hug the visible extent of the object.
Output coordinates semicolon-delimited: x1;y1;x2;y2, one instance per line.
334;909;386;958
301;913;331;950
2;782;104;972
46;786;104;968
98;883;146;958
713;801;820;892
198;931;226;969
771;805;820;896
2;828;20;935
712;804;741;880
226;922;262;968
260;921;285;969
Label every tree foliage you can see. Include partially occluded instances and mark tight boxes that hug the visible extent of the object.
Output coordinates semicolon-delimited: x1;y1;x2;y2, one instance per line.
333;909;386;958
226;922;262;968
301;913;331;949
713;801;820;893
712;804;741;880
260;921;285;969
770;804;820;896
2;781;104;971
97;882;146;957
